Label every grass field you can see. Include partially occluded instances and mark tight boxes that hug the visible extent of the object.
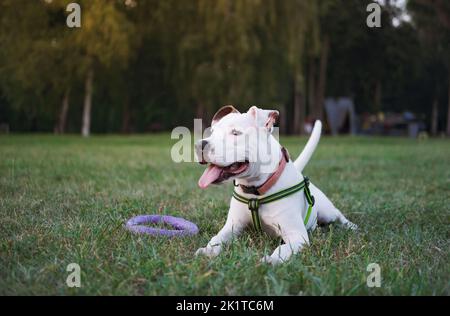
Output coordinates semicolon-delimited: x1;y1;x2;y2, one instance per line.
0;134;449;295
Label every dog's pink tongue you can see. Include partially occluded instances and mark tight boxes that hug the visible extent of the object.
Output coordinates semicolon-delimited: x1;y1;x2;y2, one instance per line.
198;165;222;189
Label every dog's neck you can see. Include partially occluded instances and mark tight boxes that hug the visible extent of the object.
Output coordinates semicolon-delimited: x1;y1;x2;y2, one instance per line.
238;147;290;195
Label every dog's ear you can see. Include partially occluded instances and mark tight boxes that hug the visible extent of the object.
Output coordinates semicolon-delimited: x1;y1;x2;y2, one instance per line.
211;105;240;126
247;106;279;132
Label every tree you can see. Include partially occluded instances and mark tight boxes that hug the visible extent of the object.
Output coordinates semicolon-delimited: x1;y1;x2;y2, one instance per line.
171;0;264;121
408;0;450;136
0;0;448;136
264;0;319;134
0;0;71;132
70;0;136;136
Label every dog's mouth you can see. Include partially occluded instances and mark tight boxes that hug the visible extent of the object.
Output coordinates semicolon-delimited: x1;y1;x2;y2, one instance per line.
198;161;249;189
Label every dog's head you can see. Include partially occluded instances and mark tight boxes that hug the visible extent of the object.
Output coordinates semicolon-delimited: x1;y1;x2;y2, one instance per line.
196;105;281;189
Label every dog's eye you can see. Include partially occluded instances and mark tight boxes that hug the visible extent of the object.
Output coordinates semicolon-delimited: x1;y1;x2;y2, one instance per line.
231;129;242;136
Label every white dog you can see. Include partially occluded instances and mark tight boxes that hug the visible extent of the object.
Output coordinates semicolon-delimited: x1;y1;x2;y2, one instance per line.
195;105;357;265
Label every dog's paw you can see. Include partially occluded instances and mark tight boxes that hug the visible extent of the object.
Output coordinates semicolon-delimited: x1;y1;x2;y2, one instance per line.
195;246;221;258
260;255;283;266
345;222;358;231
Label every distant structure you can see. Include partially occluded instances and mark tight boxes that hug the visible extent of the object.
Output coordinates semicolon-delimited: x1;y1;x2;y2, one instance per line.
324;97;356;135
360;111;426;138
0;123;9;134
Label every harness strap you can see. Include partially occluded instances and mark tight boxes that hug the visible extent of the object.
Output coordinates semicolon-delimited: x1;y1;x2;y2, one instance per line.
303;177;315;226
232;177;315;232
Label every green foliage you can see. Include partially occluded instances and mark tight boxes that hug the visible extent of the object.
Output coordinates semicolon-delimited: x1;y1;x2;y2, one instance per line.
72;0;136;70
0;0;449;132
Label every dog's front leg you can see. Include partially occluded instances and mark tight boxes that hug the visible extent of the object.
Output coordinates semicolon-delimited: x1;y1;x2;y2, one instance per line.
261;233;309;265
196;201;249;258
261;219;309;265
195;221;234;258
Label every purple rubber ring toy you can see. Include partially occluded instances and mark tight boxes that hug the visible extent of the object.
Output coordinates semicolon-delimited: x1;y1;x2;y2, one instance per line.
125;215;199;237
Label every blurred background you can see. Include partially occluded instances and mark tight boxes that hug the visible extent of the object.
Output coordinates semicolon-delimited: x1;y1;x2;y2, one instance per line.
0;0;449;137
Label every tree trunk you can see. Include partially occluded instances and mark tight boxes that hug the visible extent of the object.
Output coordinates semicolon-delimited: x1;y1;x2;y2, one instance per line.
431;96;438;136
55;89;70;134
293;73;305;135
81;68;94;137
447;77;450;136
121;97;131;134
279;104;287;134
374;80;382;112
315;36;329;121
196;103;205;121
308;59;316;118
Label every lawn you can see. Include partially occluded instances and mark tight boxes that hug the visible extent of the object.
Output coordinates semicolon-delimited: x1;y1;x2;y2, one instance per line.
0;134;449;295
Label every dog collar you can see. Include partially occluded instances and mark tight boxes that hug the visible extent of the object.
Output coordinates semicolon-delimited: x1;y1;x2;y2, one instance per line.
237;147;290;195
232;176;315;232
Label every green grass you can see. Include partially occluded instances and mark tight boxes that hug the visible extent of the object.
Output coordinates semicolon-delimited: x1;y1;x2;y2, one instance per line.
0;134;449;295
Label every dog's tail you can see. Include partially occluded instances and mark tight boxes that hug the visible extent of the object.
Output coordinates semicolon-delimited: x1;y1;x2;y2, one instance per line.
293;120;322;172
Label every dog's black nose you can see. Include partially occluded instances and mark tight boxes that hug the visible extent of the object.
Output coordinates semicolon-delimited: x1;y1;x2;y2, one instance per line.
201;140;208;150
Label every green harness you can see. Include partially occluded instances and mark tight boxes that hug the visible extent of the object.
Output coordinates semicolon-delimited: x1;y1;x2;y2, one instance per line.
232;177;315;232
